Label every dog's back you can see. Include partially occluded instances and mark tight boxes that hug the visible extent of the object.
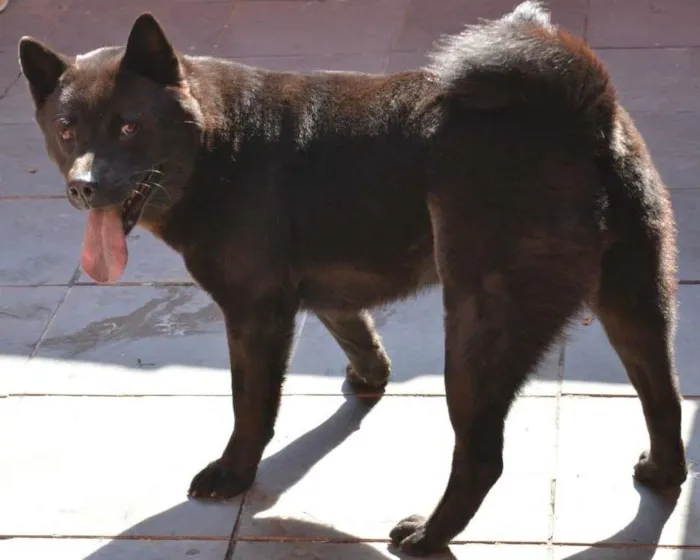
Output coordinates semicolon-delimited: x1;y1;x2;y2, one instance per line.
279;1;631;311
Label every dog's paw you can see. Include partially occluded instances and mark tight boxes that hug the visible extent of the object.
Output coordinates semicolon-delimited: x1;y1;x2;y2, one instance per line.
634;450;688;491
389;515;448;557
188;459;254;500
345;362;389;393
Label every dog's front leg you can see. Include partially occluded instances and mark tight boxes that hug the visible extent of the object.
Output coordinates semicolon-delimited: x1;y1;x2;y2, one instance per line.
188;296;297;500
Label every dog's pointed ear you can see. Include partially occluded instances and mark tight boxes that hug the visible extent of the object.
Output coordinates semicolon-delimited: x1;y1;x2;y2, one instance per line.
122;13;182;85
18;37;70;108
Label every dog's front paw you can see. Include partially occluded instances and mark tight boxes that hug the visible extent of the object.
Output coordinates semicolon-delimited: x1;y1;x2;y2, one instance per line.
634;450;688;491
389;515;448;557
188;459;254;500
345;362;389;393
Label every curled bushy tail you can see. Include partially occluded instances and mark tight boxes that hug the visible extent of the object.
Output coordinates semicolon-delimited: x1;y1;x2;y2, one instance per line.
427;1;615;123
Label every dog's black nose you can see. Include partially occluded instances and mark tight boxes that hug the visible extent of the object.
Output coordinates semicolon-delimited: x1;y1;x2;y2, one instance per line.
68;180;97;204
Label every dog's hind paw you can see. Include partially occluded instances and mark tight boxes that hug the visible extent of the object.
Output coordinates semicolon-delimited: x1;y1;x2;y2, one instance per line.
188;459;254;500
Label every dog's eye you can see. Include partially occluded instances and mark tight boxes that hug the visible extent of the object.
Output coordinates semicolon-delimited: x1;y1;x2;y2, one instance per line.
120;122;138;136
59;127;73;142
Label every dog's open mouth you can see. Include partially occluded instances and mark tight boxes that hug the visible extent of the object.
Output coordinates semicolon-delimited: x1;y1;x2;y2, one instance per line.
81;169;160;285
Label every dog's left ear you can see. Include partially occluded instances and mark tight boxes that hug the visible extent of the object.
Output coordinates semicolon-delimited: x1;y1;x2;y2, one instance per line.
122;13;182;86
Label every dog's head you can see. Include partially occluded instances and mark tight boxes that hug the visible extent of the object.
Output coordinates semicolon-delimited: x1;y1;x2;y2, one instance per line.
18;14;203;283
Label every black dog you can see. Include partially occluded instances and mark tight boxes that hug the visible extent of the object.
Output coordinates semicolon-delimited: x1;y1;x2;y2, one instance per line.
18;2;687;555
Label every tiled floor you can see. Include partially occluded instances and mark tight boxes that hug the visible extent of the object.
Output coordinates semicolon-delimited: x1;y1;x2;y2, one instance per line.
1;0;698;559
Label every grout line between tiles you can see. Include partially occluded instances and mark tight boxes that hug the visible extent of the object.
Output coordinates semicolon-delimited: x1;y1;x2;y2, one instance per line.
0;195;66;201
551;542;700;551
547;342;566;544
212;1;240;55
386;46;700;56
71;281;196;287
561;393;700;400
229;535;700;550
388;0;410;53
28;266;80;359
232;536;399;544
671;187;700;192
593;44;700;50
0;72;20;100
224;49;395;61
7;391;563;399
1;533;698;550
27;293;69;359
0;284;73;288
225;493;247;560
0;534;232;541
9;392;700;399
582;0;591;42
378;0;410;74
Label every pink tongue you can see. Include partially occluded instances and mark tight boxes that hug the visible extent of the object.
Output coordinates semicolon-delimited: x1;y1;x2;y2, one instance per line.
81;208;128;284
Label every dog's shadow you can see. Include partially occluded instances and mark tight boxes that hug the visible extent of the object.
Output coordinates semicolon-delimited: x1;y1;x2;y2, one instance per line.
82;389;680;560
559;484;681;560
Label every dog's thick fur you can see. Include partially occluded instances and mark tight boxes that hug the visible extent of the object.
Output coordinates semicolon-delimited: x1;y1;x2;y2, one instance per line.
19;2;687;555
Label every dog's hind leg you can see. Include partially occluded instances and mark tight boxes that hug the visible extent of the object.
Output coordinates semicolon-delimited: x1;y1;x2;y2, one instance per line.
592;241;687;490
591;120;687;490
390;197;598;555
316;309;392;391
